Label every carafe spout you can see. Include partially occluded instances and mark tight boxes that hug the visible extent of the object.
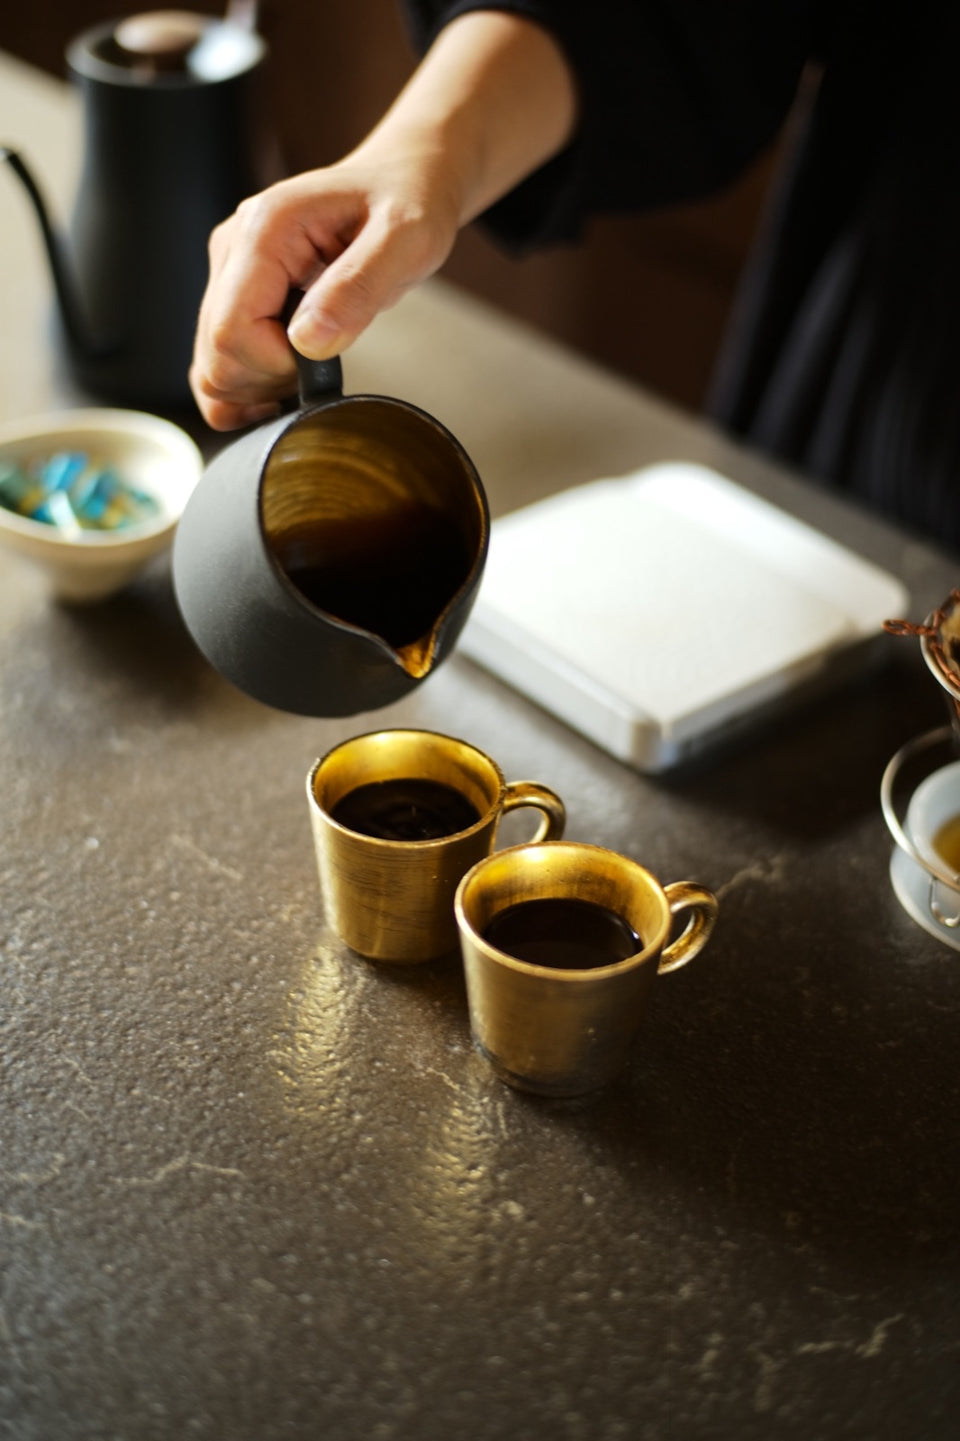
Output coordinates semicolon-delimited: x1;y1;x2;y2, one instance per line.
394;628;442;680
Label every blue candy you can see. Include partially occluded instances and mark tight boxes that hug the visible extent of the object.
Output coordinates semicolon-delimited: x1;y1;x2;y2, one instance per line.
0;450;160;532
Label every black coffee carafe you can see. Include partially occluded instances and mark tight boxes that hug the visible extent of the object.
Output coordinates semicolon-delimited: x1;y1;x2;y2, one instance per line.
3;9;274;407
173;345;490;717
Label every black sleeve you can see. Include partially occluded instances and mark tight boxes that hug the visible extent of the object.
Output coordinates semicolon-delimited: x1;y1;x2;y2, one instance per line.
399;1;816;251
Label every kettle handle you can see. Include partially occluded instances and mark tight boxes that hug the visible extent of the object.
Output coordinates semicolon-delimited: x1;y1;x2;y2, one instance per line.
282;288;343;406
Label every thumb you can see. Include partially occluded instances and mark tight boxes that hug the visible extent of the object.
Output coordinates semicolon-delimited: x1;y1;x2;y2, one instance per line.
287;211;446;357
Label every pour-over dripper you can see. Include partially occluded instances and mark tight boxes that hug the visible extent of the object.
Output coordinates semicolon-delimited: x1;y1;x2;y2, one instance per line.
885;587;960;737
882;587;960;945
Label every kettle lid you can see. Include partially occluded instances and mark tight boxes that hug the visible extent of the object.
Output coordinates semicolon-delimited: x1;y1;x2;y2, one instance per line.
68;10;266;86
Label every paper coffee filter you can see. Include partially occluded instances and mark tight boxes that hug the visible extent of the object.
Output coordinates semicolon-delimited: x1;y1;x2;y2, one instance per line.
476;475;852;725
461;462;908;769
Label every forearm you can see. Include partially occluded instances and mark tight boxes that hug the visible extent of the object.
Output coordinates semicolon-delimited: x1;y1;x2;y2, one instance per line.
191;9;578;427
352;9;579;224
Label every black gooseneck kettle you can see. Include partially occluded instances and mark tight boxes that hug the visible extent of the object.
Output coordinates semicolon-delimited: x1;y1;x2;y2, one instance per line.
2;8;273;407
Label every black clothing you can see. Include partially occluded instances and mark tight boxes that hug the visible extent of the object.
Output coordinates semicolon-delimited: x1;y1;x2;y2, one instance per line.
402;1;960;550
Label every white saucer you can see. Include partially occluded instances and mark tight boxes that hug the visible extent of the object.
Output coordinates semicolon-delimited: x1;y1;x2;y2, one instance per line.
889;844;960;952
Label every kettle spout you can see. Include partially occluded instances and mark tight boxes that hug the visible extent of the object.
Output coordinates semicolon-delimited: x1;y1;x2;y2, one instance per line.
2;146;103;360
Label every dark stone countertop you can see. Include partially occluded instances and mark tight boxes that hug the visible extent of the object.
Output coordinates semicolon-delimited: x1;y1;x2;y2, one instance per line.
3;541;960;1441
4;47;960;1441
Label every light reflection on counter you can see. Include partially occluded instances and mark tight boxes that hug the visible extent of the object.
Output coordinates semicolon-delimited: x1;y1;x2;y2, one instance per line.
279;942;524;1281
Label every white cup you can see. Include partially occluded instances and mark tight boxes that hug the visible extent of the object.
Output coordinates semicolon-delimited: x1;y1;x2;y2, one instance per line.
905;760;960;926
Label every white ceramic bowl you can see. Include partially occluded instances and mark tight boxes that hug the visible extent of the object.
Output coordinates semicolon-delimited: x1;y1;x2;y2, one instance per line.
0;408;203;602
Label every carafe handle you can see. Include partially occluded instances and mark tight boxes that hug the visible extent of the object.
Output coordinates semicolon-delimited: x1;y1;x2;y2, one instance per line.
295;349;343;406
282;288;343;405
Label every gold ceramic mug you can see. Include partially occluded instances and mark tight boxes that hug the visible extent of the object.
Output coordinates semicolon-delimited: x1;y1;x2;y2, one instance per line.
455;841;718;1096
307;729;566;962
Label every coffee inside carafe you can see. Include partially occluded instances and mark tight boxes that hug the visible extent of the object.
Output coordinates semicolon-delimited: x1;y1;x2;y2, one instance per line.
277;504;472;649
259;399;481;669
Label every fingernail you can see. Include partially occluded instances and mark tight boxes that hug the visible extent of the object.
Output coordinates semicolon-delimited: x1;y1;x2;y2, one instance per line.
287;313;341;355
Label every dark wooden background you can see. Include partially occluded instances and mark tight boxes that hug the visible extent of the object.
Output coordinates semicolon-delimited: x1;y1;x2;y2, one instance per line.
2;0;782;413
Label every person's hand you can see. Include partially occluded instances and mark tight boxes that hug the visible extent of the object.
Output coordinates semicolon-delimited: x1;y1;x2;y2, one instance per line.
188;11;577;430
189;147;462;430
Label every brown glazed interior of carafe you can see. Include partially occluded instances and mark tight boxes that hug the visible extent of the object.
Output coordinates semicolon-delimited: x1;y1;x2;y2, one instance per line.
259;397;486;678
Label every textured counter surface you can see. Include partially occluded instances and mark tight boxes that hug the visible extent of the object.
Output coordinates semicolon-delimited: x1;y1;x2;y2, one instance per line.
3;47;960;1441
4;555;960;1441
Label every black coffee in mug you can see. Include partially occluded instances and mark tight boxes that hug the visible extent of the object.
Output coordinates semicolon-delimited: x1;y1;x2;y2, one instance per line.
481;897;642;970
330;777;482;841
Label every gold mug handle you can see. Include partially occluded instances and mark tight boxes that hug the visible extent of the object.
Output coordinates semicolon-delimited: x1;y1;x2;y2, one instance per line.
658;881;719;974
500;780;566;843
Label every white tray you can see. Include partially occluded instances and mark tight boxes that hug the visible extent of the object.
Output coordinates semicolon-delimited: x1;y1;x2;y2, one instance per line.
458;462;909;771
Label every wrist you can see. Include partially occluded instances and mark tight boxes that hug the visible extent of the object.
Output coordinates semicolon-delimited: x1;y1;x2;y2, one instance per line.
360;11;577;227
